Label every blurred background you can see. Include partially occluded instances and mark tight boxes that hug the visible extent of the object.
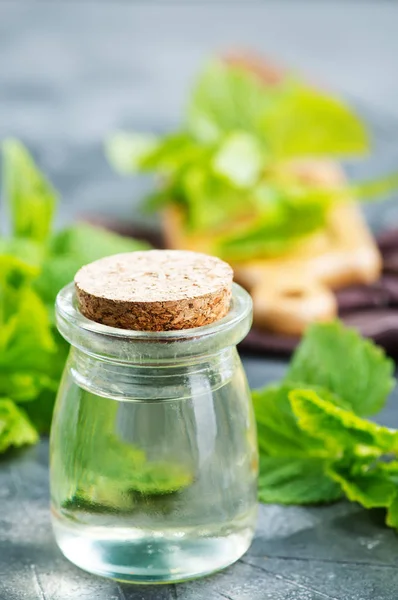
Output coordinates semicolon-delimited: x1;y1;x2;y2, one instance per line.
1;1;397;230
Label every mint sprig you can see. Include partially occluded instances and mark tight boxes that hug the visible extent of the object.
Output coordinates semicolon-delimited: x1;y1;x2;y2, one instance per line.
286;320;395;416
0;140;149;451
107;59;398;260
254;321;398;527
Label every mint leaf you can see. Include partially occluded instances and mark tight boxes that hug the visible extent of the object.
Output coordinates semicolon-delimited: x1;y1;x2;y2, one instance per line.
0;277;59;416
140;133;208;173
107;59;398;261
258;456;342;504
216;185;330;259
0;238;44;270
187;60;275;141
253;383;330;457
352;172;398;202
254;322;398;515
285;321;395;416
0;286;56;373
254;384;346;504
108;132;206;176
3;139;57;242
327;460;397;509
0;254;39;290
0;140;153;445
212;131;265;188
50;223;149;264
35;223;149;305
0;398;38;452
290;389;398;456
261;85;369;158
106;132;159;174
127;460;194;495
386;496;398;528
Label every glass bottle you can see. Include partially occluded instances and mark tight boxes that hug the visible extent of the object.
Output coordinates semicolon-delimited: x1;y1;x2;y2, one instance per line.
50;282;258;583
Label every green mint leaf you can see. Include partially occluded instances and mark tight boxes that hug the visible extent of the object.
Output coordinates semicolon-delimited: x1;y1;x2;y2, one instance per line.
352;172;398;202
386;496;398;528
290;389;398;456
0;398;38;453
51;222;149;265
0;373;56;404
179;166;251;231
253;383;330;457
0;286;56;373
22;335;69;433
258;455;342;504
187;60;275;141
327;460;397;509
285;321;395;416
261;85;369;158
0;258;59;422
0;238;45;270
106;132;159;173
0;141;153;446
140;133;208;173
216;185;329;260
107;132;206;176
35;223;150;305
0;254;39;290
126;460;194;495
2;139;57;242
212;131;265;188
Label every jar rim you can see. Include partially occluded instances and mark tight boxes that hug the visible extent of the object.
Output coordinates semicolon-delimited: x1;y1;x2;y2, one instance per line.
56;283;253;362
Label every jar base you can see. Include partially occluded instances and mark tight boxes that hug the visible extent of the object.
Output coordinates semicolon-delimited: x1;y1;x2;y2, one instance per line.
52;512;255;584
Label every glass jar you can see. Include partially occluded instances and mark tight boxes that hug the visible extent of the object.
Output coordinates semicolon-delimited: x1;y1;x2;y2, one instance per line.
50;282;258;583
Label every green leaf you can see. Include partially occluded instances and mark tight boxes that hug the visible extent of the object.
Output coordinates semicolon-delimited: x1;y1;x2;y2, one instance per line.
127;460;194;495
0;238;45;270
35;223;150;305
285;321;395;416
0;140;154;451
105;60;394;262
0;286;56;373
216;184;330;260
187;60;275;141
258;455;342;504
0;398;38;453
106;132;159;173
0;259;59;416
0;254;39;290
0;373;55;403
141;133;208;173
179;166;250;231
2;139;57;242
352;172;398;202
386;496;398;528
253;383;330;458
212;131;266;188
327;460;397;509
261;85;369;158
290;389;398;456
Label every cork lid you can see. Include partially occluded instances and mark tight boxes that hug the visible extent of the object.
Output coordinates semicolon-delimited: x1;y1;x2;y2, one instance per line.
74;250;233;331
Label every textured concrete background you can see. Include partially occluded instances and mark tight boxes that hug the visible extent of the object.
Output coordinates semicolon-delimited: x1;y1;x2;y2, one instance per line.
1;2;398;599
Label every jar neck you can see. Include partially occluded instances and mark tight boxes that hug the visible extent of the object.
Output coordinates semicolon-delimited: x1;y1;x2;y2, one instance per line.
69;346;239;401
56;283;252;364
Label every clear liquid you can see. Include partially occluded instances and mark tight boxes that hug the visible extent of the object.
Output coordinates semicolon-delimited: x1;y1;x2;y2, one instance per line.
50;367;258;582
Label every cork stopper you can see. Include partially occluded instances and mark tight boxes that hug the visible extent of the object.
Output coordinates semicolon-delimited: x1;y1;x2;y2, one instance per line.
74;250;233;331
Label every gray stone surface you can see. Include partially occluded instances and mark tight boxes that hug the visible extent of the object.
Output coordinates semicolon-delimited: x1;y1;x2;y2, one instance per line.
1;1;398;599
